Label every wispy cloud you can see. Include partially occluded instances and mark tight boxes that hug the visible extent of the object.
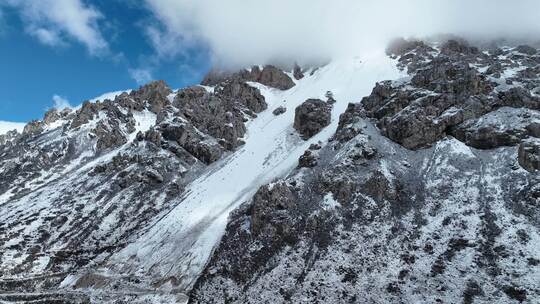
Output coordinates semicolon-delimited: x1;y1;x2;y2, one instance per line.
129;68;154;85
52;94;72;110
2;0;108;55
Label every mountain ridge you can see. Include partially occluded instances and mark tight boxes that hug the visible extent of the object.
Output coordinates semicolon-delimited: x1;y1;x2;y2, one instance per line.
0;38;539;303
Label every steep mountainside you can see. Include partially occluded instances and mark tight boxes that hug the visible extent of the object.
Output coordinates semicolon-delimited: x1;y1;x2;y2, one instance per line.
0;38;539;304
190;39;540;303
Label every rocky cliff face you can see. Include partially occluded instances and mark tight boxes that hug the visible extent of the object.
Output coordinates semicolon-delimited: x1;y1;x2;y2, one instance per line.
190;40;540;304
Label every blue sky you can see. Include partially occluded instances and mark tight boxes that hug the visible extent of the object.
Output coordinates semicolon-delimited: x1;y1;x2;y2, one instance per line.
0;0;211;122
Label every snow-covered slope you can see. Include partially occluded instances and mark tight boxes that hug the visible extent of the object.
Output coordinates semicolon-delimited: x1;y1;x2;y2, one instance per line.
104;53;404;293
0;121;25;135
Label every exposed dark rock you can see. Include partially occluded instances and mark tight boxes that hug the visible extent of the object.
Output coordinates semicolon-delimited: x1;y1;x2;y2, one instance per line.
294;99;332;139
361;42;540;150
498;87;540;110
518;138;540;172
247;65;296;90
250;183;299;240
309;143;322;150
298;150;318;168
410;57;491;95
174;86;247;150
130;80;172;114
161;123;223;164
202;65;295;90
440;39;479;56
71;101;101;129
515;45;537;56
43;109;61;125
335;103;364;143
450;107;539;149
325;91;336;104
386;38;430;56
293;64;304;80
22;120;43;136
144;128;162;146
94;120;128;151
503;286;527;302
272;106;287;116
218;81;267;113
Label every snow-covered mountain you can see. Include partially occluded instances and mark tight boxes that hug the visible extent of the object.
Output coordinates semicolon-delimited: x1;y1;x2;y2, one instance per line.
1;38;539;303
0;121;25;135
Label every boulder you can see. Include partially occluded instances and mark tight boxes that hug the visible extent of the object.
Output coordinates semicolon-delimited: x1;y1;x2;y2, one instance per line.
272;106;287;116
518;138;540;172
298;150;318;168
498;87;540;110
294;99;332;139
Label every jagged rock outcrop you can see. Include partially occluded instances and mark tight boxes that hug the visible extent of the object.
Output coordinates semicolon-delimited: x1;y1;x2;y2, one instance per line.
219;81;268;113
161;122;224;164
201;65;296;90
131;80;172;113
298;149;318;168
22;120;43;136
364;39;540;151
172;82;267;150
450;107;540;149
519;138;540;172
293;64;304;80
71;100;101;129
293;99;332;139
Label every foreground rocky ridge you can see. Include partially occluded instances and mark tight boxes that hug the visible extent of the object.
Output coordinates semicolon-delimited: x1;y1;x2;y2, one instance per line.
190;39;540;303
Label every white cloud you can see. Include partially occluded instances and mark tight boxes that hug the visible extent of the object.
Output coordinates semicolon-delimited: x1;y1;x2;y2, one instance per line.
3;0;108;55
52;94;72;110
30;28;64;47
144;0;540;67
129;68;154;85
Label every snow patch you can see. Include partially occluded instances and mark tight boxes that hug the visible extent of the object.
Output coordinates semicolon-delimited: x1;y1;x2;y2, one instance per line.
0;120;25;135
